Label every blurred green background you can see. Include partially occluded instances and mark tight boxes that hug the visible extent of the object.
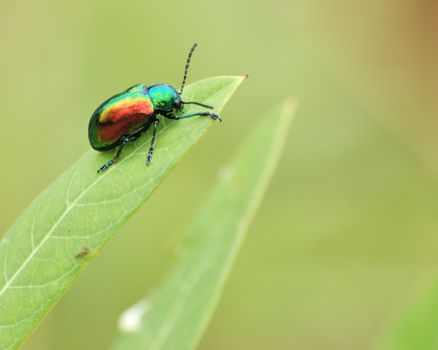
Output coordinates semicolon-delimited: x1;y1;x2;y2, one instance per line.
1;0;437;349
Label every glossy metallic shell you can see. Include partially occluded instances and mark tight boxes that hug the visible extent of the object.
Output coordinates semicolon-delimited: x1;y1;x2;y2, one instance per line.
88;84;154;150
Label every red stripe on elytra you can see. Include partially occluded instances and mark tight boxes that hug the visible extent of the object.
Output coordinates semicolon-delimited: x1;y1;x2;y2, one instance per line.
98;113;150;143
101;101;153;123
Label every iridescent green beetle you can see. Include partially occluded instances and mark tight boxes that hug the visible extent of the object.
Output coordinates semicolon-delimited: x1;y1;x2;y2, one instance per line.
88;43;220;173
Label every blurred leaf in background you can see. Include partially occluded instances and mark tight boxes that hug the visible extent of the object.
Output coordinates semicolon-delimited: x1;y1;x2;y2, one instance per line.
112;99;297;350
0;0;437;349
373;277;438;350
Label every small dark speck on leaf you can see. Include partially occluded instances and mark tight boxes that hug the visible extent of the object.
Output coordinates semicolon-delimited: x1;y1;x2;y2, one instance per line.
75;246;90;259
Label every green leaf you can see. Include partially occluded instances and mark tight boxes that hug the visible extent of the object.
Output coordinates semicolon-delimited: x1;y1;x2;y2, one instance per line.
111;98;298;350
373;278;438;350
0;76;245;350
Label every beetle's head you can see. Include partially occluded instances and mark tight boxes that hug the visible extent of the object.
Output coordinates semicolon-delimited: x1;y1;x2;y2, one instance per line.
148;84;181;113
148;44;215;115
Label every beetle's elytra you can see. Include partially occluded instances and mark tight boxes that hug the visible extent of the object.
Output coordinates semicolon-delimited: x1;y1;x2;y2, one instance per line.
88;43;220;173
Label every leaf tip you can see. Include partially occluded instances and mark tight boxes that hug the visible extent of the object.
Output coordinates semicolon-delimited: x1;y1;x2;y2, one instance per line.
280;96;299;121
283;96;299;110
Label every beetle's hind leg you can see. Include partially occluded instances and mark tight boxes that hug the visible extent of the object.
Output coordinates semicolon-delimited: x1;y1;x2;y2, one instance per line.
146;119;160;166
97;134;140;173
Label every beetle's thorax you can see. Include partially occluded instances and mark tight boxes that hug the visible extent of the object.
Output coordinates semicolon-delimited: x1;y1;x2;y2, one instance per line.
148;84;181;113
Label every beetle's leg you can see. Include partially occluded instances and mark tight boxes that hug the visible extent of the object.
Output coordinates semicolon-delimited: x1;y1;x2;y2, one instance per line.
165;111;222;122
146;119;160;166
97;135;139;173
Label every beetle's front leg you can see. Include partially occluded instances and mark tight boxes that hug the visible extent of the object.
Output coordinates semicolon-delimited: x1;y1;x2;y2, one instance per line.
165;111;222;122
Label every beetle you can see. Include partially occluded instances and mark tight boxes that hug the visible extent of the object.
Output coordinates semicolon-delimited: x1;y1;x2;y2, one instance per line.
88;43;220;173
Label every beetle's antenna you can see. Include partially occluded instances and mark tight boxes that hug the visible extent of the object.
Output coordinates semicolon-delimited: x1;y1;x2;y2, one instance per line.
179;43;198;95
